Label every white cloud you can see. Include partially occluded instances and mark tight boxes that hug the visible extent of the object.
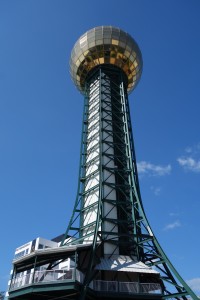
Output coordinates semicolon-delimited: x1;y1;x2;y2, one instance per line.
164;220;181;231
185;146;192;153
186;278;200;292
178;143;200;173
184;143;200;155
151;186;161;196
137;161;171;176
169;212;180;217
177;157;200;173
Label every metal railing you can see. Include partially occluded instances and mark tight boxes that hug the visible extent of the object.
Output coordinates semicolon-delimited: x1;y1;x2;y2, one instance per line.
10;268;83;290
10;271;162;296
93;280;162;294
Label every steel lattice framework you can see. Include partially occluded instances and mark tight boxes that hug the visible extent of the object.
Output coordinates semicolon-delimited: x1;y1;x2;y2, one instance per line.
8;26;198;300
61;65;198;300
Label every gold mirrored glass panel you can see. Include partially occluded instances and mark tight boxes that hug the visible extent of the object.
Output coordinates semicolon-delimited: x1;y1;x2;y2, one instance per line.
70;26;142;94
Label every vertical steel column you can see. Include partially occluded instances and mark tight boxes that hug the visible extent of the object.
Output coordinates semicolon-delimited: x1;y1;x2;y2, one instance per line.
62;66;138;256
62;65;199;300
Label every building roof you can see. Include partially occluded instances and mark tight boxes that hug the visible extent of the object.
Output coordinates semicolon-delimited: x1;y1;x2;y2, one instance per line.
51;233;65;243
95;255;159;274
13;243;93;272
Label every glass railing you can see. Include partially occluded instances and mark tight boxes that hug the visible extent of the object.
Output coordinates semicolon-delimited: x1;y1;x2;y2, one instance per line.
10;268;83;290
93;280;162;294
10;271;162;296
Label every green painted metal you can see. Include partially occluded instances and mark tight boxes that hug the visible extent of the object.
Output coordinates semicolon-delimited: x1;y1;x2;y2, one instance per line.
9;282;80;299
61;92;89;245
61;65;198;300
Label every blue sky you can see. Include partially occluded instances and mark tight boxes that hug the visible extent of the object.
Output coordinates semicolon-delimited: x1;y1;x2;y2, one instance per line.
0;0;200;294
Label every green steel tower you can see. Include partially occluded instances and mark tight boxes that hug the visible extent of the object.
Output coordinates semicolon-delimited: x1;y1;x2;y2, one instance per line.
8;26;198;300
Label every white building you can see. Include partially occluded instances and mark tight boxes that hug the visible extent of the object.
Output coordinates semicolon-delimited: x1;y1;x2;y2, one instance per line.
7;234;71;298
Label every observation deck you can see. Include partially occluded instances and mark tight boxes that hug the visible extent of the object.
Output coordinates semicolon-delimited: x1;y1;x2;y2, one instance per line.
9;246;162;300
70;26;143;94
10;270;162;299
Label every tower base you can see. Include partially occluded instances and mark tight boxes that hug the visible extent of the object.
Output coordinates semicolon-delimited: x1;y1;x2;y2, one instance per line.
8;244;163;300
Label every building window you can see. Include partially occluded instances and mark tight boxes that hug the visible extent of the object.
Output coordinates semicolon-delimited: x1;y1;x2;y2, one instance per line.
14;249;29;259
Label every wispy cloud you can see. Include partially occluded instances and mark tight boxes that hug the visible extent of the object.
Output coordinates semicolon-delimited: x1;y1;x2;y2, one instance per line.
169;212;180;217
151;186;161;196
178;143;200;173
164;220;181;231
177;157;200;173
185;146;192;154
186;277;200;292
137;161;171;176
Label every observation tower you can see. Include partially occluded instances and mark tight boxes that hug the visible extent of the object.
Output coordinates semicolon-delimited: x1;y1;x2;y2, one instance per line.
8;26;198;300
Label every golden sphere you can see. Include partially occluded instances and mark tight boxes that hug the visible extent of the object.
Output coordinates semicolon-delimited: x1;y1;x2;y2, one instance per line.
70;26;143;94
